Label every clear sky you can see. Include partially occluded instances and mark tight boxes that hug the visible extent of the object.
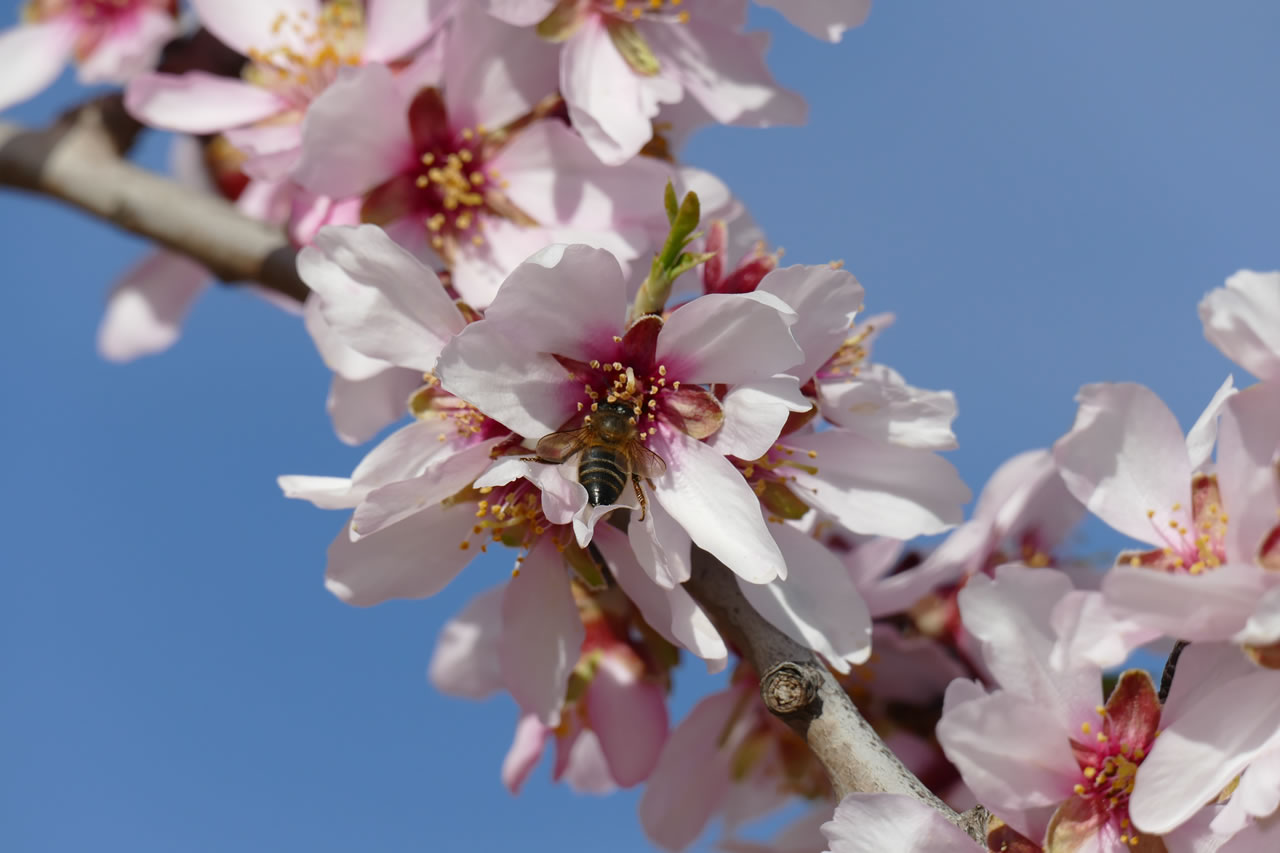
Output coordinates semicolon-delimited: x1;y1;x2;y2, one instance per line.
2;2;1277;851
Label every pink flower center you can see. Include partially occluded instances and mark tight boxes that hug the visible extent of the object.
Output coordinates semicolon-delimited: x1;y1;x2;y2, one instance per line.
597;0;689;23
241;2;365;107
460;479;551;555
572;357;676;442
1070;703;1158;847
25;0;162;22
1133;474;1229;574
816;321;877;379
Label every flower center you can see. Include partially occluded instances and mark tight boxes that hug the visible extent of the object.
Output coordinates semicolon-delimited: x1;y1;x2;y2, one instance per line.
24;0;157;22
1134;474;1229;574
598;0;689;23
1071;704;1156;847
737;443;820;522
575;358;673;440
241;1;364;107
413;134;494;252
817;322;877;379
459;480;550;554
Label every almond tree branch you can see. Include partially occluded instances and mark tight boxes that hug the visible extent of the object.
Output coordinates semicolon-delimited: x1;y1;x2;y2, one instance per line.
683;549;991;844
0;96;308;303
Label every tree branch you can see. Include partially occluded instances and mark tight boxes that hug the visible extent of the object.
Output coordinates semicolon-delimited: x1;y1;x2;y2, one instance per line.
0;97;308;303
683;549;990;843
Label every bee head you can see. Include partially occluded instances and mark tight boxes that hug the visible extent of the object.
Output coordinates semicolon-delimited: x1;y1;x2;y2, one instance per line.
596;400;636;421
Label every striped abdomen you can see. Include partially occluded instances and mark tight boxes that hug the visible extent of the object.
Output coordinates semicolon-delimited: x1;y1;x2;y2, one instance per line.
579;444;629;506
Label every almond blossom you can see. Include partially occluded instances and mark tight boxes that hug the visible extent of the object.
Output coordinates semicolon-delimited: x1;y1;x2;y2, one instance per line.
1200;270;1280;382
1051;381;1280;667
291;8;673;308
485;0;806;164
818;793;996;853
428;581;671;793
125;0;448;180
0;0;177;111
434;241;806;586
936;565;1232;852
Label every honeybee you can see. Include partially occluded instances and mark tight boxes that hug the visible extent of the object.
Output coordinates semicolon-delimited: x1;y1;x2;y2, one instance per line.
531;401;667;518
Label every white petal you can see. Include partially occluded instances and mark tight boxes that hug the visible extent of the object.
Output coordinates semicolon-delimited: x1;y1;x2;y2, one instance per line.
277;475;359;510
1186;375;1238;471
0;20;74;111
324;504;476;606
125;72;289;133
97;251;209;362
1049;589;1160;671
351;437;505;539
294;64;410;198
1217;380;1280;562
596;525;728;669
363;0;451;62
298;224;465;371
652;429;786;584
500;540;584;725
76;8;176;84
500;713;549;794
1102;563;1262;643
786;429;970;539
757;264;864;382
189;0;319;57
706;377;812;461
302;296;393;382
821;793;979;853
1053;382;1193;546
738;523;872;671
818;365;958;451
444;6;560;130
627;494;694;588
585;655;668;787
428;584;505;699
326;369;422;446
1200;270;1280;381
470;243;628;362
656;292;802;386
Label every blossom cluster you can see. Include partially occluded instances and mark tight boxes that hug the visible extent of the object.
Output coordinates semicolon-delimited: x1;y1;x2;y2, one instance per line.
5;1;1280;852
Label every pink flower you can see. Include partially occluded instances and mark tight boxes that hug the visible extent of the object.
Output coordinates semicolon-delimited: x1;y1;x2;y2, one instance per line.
486;0;806;164
434;242;806;586
430;581;671;793
126;0;449;179
291;8;672;307
0;0;177;110
1200;271;1280;381
754;0;872;42
1051;381;1280;667
937;565;1232;851
818;793;995;853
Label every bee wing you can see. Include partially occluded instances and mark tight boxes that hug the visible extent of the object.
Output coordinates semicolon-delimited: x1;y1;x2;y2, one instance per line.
627;441;668;480
534;429;590;462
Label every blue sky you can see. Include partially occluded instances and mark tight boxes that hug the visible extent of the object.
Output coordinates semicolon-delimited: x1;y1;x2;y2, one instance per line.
2;1;1277;851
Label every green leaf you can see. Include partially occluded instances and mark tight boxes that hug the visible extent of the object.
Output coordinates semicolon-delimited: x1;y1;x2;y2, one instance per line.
663;181;678;226
665;250;717;281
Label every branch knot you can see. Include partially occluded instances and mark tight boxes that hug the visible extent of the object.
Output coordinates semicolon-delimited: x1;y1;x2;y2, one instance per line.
760;661;822;716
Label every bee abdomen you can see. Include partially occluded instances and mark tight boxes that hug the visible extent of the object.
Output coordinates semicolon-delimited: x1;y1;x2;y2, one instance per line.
578;446;628;506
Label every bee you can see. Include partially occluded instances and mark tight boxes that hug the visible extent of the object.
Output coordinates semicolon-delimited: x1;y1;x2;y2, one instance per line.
530;401;667;518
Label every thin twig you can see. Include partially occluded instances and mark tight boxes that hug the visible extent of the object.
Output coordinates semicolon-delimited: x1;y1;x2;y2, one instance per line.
682;549;990;843
1158;640;1190;703
0;99;307;303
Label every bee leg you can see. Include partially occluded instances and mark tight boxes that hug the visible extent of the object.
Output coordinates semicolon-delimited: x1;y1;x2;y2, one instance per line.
519;456;549;464
633;475;647;522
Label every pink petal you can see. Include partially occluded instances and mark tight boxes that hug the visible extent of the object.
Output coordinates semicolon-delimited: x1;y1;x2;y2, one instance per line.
1186;375;1238;471
1050;589;1161;671
657;292;802;386
499;540;584;725
936;687;1080;841
1217;380;1280;563
754;0;871;42
1101;563;1262;643
294;64;411;198
1131;664;1280;835
1053;382;1194;547
821;793;980;853
500;713;549;793
486;0;558;26
97;250;210;362
428;584;506;699
757;264;864;382
627;493;694;588
223;123;302;182
638;687;740;851
351;437;505;539
586;655;668;786
652;428;787;584
738;522;872;671
1200;270;1280;381
0;20;74;111
444;7;560;130
561;15;669;165
494;119;674;231
818;365;959;451
595;526;728;670
277;475;359;509
706;376;812;460
558;729;618;795
325;369;422;446
76;8;176;84
298;224;465;372
785;429;970;539
324;505;477;605
470;244;629;362
363;0;451;63
983;448;1085;553
644;14;806;128
189;0;319;57
125;72;288;134
302;296;392;381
